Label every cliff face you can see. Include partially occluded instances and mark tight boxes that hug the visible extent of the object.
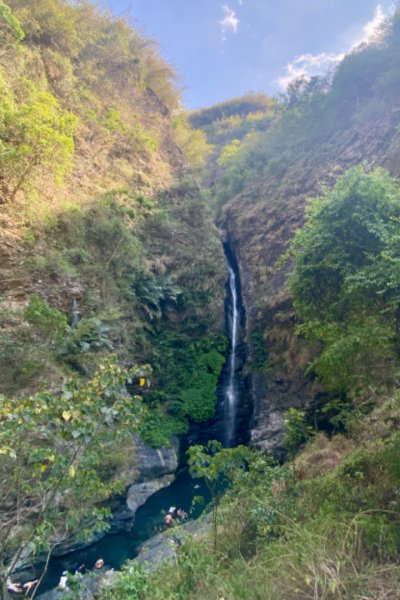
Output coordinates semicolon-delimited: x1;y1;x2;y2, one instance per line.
220;108;400;453
0;1;224;417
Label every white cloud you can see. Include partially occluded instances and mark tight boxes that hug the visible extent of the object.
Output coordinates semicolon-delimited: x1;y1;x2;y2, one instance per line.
351;4;386;49
220;4;239;40
278;4;390;90
277;52;344;89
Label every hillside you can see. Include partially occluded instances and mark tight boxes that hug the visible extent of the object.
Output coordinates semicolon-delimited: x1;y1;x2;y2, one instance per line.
2;2;400;599
96;10;400;600
192;12;400;453
0;0;225;443
0;3;225;593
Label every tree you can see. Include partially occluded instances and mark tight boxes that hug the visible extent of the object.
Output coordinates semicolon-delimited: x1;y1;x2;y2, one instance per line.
0;358;151;600
0;82;78;202
283;408;313;475
187;441;251;550
0;0;24;42
172;112;212;170
287;166;400;392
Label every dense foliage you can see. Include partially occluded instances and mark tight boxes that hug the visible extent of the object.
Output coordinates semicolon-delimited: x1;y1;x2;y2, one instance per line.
0;359;150;598
3;2;400;598
0;0;225;444
100;408;400;599
0;1;227;586
287;166;400;393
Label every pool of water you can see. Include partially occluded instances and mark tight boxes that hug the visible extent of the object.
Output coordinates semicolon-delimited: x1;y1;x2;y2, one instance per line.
35;467;210;596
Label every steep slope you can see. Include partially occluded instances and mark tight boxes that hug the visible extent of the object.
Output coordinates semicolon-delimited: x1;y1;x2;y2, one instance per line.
0;2;227;590
195;12;400;452
0;0;224;438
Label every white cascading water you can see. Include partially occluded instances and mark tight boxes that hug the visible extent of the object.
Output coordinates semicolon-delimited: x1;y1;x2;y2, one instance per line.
225;259;239;446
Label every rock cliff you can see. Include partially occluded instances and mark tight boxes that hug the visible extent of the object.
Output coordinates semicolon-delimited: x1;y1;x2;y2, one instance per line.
220;109;400;454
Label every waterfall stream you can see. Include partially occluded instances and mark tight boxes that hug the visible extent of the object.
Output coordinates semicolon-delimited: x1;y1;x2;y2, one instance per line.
224;257;240;446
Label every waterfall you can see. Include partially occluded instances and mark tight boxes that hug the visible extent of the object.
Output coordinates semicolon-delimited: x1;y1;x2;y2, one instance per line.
224;248;241;447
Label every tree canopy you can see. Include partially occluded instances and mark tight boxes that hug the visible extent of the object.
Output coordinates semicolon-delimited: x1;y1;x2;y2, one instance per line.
287;166;400;391
0;359;150;598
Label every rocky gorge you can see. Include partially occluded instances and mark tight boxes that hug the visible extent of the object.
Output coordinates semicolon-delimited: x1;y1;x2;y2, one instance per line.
218;105;400;454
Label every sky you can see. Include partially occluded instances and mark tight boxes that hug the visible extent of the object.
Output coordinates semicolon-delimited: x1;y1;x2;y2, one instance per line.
101;0;396;109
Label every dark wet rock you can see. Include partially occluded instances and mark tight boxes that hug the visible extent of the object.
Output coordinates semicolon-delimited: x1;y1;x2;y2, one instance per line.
134;435;180;482
134;513;212;571
127;474;175;514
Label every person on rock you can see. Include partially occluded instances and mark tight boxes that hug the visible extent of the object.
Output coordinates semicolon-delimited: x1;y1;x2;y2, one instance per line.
58;571;69;590
6;578;23;594
176;508;187;520
164;512;174;527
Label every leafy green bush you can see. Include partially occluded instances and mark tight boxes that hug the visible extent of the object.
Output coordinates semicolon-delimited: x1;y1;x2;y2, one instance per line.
286;166;400;393
0;81;78;201
24;293;68;339
181;346;225;422
0;0;24;40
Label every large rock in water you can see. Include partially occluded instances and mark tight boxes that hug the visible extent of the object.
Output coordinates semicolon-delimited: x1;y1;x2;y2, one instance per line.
134;434;179;482
126;474;175;514
110;436;179;530
133;513;212;571
15;436;180;578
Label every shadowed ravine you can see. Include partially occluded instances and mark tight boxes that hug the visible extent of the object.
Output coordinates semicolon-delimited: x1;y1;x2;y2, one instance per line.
33;240;248;597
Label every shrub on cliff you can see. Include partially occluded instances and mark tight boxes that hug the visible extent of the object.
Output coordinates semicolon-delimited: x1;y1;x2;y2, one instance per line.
287;166;400;393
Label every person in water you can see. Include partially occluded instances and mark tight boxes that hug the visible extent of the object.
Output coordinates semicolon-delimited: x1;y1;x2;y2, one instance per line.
94;558;105;569
164;507;188;527
22;579;39;595
168;506;177;518
164;513;174;527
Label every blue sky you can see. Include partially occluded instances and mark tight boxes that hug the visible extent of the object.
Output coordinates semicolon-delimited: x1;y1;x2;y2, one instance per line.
101;0;395;109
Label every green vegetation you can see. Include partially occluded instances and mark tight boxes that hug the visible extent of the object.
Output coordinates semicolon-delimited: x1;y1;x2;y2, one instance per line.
188;441;252;550
192;12;400;206
283;407;313;466
287;166;400;393
0;358;150;599
98;10;400;596
24;293;68;339
0;84;78;202
0;0;209;217
0;4;226;588
0;0;24;41
3;1;400;598
0;0;225;441
100;401;400;599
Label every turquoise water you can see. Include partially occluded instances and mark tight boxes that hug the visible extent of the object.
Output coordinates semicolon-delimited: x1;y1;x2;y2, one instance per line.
36;468;210;595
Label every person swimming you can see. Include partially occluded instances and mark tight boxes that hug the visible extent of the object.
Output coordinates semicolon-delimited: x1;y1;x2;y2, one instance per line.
164;513;174;527
94;558;105;569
